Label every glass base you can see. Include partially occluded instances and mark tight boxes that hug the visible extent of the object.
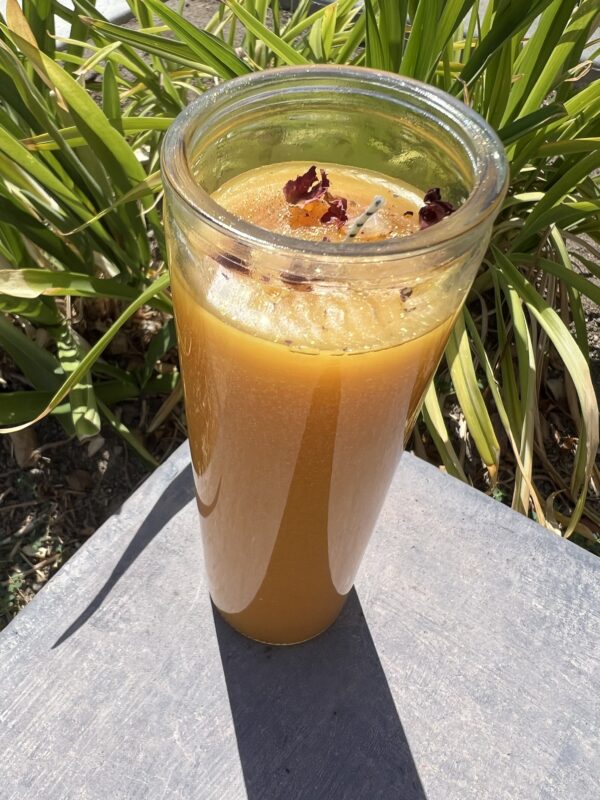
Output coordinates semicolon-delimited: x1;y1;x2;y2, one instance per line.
214;594;349;646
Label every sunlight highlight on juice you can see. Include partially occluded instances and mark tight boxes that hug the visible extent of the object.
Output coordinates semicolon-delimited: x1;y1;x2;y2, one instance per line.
171;162;457;644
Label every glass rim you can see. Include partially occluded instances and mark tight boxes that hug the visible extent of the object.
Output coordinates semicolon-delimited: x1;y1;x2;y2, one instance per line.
161;65;508;263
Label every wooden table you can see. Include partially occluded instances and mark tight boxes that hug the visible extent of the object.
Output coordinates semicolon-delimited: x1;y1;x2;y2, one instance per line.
1;443;598;799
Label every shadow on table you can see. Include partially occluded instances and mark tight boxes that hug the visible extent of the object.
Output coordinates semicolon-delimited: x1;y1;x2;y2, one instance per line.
213;590;427;800
53;464;195;648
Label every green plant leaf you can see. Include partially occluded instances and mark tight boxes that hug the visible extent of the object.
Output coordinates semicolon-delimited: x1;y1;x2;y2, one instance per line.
22;117;174;150
463;305;546;523
0;272;170;434
64;171;162;235
55;325;101;440
538;137;600;156
514;149;600;247
501;0;578;124
499;271;537;516
6;29;147;192
226;0;310;65
0;196;87;270
0;268;172;313
446;310;501;480
0;124;88;213
0;390;71;426
101;59;121;128
455;0;556;89
142;318;176;385
421;381;469;482
493;247;598;533
76;40;122;77
513;253;600;309
498;104;566;147
0;373;179;426
517;0;600;120
335;9;365;64
97;398;158;467
81;17;217;72
0;293;62;326
0;313;62;392
143;0;252;78
364;0;388;70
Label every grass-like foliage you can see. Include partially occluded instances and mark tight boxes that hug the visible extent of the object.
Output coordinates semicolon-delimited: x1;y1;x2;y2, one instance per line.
0;0;598;546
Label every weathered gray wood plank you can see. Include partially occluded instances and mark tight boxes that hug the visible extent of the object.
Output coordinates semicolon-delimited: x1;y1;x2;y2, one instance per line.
0;443;598;799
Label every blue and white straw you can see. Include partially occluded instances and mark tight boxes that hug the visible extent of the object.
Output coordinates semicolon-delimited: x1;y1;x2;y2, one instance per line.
345;195;385;240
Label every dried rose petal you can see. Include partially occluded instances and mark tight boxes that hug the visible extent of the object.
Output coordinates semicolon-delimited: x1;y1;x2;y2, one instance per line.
419;187;456;229
419;203;448;227
423;188;442;204
283;166;348;228
320;196;348;224
283;166;330;204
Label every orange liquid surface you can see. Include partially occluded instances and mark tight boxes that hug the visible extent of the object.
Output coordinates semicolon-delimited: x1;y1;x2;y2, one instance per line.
172;163;454;643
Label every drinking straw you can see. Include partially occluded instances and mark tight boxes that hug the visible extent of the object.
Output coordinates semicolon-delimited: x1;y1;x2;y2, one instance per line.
345;196;385;240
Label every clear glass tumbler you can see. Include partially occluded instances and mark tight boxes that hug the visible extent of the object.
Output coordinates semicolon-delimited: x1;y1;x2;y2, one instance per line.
162;66;508;645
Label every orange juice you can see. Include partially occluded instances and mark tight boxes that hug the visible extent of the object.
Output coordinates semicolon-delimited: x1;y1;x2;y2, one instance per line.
171;162;455;643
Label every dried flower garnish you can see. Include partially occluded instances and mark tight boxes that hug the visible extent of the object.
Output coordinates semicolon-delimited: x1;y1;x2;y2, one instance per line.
321;196;348;224
283;165;330;204
419;188;456;229
283;165;348;226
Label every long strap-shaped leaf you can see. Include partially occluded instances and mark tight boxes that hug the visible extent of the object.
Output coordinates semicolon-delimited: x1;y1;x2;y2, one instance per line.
80;17;219;73
0;123;90;214
493;247;598;534
518;0;600;120
55;324;101;440
0;313;62;392
5;2;147;190
0;374;178;426
63;172;162;235
445;309;501;481
513;149;600;247
0;272;170;434
421;381;469;482
513;253;600;308
463;306;546;523
0;267;172;313
453;0;556;90
98;398;158;467
500;0;578;125
226;0;310;65
498;270;538;517
142;0;251;78
23;118;174;150
364;0;388;70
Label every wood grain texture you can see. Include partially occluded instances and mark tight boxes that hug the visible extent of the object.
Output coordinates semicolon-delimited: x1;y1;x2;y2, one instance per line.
0;443;598;799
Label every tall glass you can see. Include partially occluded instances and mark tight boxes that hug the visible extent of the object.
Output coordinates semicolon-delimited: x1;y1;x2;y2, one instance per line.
162;66;508;645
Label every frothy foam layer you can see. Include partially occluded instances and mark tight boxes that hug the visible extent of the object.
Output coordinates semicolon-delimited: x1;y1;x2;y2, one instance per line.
212;161;423;243
197;270;448;352
173;161;454;352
